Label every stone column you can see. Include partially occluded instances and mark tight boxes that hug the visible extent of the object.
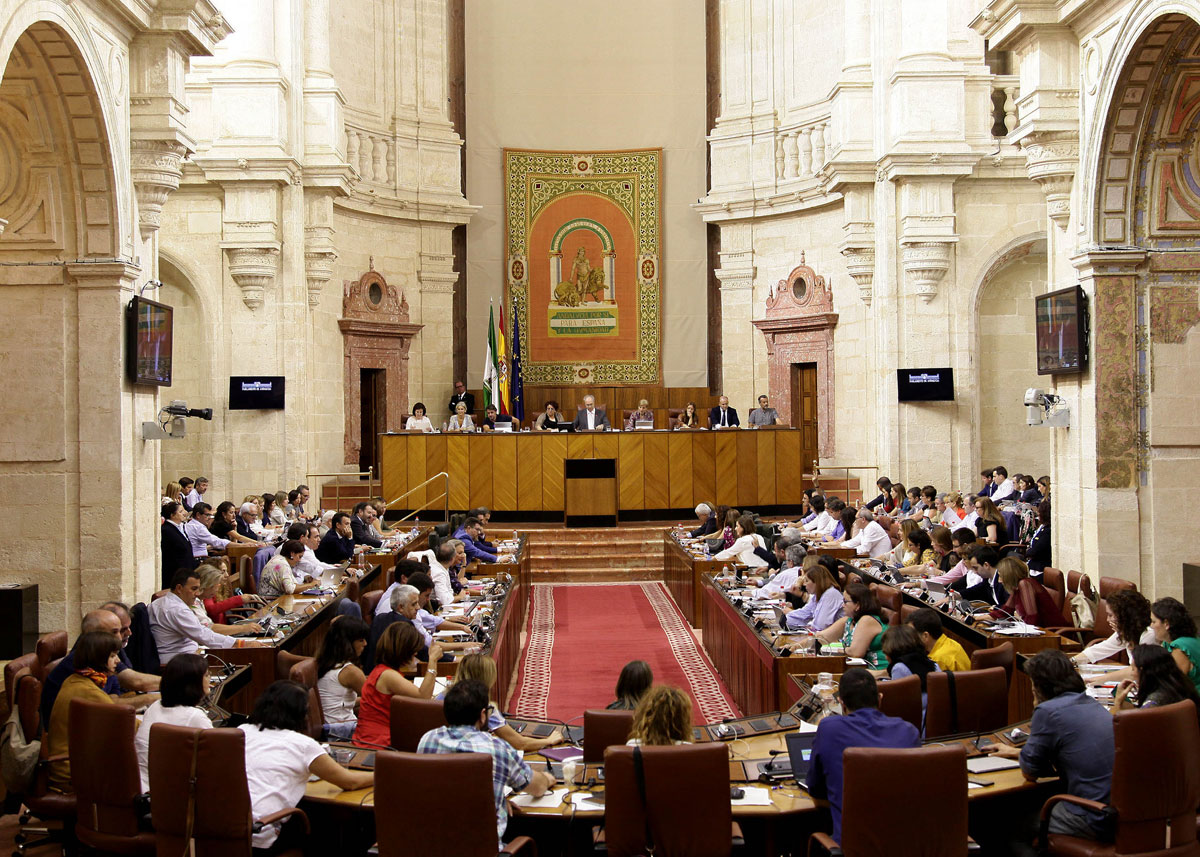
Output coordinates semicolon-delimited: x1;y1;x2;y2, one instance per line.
416;230;460;406
715;222;757;407
67;262;160;605
1063;248;1146;585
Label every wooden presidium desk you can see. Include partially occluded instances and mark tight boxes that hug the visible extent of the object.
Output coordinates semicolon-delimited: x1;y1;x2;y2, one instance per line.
380;428;811;515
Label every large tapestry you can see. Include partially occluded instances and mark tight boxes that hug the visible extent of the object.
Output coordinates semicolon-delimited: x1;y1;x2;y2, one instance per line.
504;149;661;385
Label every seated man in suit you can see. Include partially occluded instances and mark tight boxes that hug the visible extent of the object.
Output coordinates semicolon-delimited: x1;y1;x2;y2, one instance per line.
949;545;1008;606
161;501;197;589
808;668;921;844
481;405;515;431
350;501;383;549
453;516;498;564
316;512;359;563
572;395;610;431
708;395;739;429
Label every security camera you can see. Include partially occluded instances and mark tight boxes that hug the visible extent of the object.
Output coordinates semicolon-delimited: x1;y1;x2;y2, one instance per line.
1024;388;1070;428
142;400;214;440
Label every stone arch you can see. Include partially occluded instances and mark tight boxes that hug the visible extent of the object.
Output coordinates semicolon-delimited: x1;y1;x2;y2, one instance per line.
1088;6;1200;247
0;16;137;630
970;235;1051;476
0;14;124;256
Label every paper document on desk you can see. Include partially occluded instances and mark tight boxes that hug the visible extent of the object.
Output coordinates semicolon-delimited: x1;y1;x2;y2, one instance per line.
570;792;605;812
510;788;568;809
794;719;819;734
992;622;1042;636
730;786;774;806
967;756;1020;773
433;630;469;638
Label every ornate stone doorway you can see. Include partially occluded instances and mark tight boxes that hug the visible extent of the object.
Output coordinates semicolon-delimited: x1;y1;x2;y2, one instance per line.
339;264;422;469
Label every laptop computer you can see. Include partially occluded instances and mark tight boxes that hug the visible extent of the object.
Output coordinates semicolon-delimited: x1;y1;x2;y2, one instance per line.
923;580;947;596
785;732;816;788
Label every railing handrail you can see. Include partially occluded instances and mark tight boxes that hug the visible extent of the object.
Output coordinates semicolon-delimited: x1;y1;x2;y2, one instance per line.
812;462;879;493
386;472;450;524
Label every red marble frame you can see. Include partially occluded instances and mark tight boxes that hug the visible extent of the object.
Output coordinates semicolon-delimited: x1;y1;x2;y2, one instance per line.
753;259;838;458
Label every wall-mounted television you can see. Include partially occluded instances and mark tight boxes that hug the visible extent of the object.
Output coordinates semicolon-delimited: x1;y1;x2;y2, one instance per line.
897;368;955;402
1035;285;1089;375
229;376;285;410
126;296;173;386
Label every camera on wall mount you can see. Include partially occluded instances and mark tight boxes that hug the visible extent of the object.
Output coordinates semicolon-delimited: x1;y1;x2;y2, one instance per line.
1024;388;1070;428
142;400;214;440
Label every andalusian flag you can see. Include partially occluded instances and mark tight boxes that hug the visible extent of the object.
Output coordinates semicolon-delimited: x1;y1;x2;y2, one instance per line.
483;302;499;411
497;302;510;415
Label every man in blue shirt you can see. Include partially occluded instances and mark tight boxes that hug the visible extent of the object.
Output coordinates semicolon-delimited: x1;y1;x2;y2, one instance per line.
418;679;554;849
984;649;1114;848
453;516;497;564
807;668;921;843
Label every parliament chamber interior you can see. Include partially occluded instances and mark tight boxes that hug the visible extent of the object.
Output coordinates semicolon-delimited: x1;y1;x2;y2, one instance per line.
2;0;1200;855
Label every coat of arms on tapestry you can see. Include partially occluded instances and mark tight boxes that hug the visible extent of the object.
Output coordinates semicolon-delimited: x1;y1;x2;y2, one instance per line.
503;148;661;385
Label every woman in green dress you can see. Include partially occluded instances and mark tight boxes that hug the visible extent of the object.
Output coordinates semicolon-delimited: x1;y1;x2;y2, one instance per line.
1151;596;1200;694
817;582;889;669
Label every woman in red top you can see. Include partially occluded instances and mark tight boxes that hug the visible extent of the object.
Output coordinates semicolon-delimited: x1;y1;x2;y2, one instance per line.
989;557;1065;627
196;563;263;624
352;622;444;748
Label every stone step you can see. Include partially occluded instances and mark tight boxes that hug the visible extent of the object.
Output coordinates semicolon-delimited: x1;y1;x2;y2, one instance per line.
530;558;662;573
530;567;661;583
528;543;660;558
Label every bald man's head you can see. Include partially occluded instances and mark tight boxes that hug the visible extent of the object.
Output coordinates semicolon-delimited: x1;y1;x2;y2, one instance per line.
81;609;120;638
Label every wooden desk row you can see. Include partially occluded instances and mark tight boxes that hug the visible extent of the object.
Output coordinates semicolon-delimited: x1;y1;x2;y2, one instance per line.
213;528;431;712
380;428;812;515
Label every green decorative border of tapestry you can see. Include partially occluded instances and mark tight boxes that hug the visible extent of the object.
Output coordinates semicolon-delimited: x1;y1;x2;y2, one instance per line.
503;148;662;385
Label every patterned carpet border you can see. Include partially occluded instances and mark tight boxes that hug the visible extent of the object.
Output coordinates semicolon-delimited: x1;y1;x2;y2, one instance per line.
510;583;555;719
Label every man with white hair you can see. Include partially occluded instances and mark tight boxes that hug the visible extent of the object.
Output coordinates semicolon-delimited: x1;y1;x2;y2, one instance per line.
237;501;276;543
688;503;717;538
755;541;808;599
840;508;893;558
571;395;610;431
364;583;427;671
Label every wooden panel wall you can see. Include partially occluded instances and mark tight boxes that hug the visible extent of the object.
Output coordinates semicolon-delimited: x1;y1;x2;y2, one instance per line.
379;430;808;514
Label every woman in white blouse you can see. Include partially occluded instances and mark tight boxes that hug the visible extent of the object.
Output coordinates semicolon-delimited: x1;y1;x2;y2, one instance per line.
446;401;475;433
314;616;370;740
713;513;769;568
404;402;434;432
135;654;212;791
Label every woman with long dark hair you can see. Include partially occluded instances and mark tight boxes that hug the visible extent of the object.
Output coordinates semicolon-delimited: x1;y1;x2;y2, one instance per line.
1114;644;1200;721
816;583;888;669
973;497;1007;545
1151;597;1200;693
315;617;370;740
607;660;653;710
135;653;211;790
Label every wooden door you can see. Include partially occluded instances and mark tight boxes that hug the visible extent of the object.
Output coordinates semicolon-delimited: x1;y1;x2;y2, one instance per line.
360;368;387;476
790;363;819;475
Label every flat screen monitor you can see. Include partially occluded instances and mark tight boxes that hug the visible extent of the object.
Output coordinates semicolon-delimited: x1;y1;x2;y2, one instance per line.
1035;285;1089;375
897;368;954;402
126;296;173;386
229;376;285;410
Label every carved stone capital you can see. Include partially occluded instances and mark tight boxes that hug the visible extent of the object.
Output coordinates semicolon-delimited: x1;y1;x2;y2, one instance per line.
1021;132;1079;230
305;250;337;308
901;241;954;303
131;140;188;239
840;243;875;305
224;246;279;310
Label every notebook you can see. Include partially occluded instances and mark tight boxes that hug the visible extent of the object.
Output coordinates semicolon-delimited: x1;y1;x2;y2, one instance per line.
966;756;1021;774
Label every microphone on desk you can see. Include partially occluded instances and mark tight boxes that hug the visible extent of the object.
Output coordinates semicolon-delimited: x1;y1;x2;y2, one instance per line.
762;748;788;771
204;651;237;676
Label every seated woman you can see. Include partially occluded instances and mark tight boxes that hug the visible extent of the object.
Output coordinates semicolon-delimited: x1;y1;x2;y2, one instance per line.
1025;500;1052;574
880;625;939;731
891;483;911;515
1075;590;1156;684
816;583;889;669
675;401;701;429
607;660;653;711
926;526;956;573
987;557;1063;626
627;685;693;746
405;402;434;432
901;530;977;589
135;653;211;791
162;480;183;509
257;540;310;600
1113;644;1200;720
447;401;475;433
886;519;920;566
625;399;654;429
241;681;373;854
783;563;843;633
262;494;285;528
48;631;120;792
713;514;769;568
450;654;564;751
973;497;1007;545
353;622;444;747
533;400;562;431
823;506;857;544
1016;475;1042;504
902;528;935;568
194;563;263;632
315;616;371;740
1150;596;1200;694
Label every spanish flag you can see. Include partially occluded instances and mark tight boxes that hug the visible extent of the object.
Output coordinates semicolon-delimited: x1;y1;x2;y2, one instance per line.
497;301;510;415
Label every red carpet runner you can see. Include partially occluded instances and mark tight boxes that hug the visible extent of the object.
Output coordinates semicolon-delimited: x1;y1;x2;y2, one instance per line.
508;582;740;725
